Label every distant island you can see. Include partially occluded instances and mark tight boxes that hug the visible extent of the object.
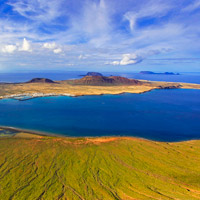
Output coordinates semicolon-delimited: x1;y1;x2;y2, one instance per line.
140;71;180;75
86;72;103;76
79;72;103;77
0;73;200;100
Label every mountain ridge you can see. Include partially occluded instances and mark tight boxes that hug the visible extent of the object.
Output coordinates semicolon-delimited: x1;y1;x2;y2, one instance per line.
70;75;141;86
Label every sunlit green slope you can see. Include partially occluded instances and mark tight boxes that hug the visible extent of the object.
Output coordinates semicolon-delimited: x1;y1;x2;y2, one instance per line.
0;135;200;200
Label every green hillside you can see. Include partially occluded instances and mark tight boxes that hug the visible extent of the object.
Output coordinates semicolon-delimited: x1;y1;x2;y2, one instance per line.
0;134;200;199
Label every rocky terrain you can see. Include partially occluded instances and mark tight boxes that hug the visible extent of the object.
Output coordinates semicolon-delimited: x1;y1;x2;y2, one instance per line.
69;75;141;86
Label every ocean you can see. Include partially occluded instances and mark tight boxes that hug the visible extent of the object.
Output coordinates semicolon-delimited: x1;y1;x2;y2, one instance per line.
0;89;200;142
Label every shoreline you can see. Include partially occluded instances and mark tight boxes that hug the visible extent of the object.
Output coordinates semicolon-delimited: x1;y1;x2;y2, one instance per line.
0;78;200;101
0;126;63;138
0;90;152;101
0;93;76;101
0;87;199;101
1;125;200;143
0;85;155;100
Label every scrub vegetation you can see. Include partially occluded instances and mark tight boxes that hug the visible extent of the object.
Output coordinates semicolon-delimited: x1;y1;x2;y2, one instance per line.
0;133;200;199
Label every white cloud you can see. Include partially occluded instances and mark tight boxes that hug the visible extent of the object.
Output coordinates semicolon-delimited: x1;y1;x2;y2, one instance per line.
53;48;62;54
111;54;142;65
124;1;172;32
110;48;170;66
43;42;56;49
2;45;17;53
43;42;63;54
124;12;136;32
78;54;87;60
182;0;200;12
70;0;111;47
120;54;141;65
8;0;63;23
111;61;120;65
19;38;32;52
83;0;109;35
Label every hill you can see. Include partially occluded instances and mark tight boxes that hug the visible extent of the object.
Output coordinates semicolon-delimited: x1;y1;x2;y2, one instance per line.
86;72;103;76
27;78;55;83
0;131;200;199
70;75;141;86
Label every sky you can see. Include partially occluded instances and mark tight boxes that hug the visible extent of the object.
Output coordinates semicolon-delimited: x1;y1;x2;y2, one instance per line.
0;0;200;73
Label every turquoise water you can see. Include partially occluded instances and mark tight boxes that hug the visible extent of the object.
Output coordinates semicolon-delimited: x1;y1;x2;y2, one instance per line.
0;89;200;141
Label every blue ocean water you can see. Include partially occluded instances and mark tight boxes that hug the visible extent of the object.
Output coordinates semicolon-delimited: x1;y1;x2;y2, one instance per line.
0;89;200;142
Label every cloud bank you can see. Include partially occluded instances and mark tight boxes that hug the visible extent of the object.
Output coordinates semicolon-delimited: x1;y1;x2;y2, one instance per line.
2;45;17;53
0;0;199;71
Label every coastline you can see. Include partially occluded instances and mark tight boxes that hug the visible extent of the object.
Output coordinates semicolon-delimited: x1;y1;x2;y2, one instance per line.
0;87;154;100
0;87;199;101
0;93;76;101
0;78;200;101
0;126;63;138
1;125;200;143
1;80;200;142
0;90;153;101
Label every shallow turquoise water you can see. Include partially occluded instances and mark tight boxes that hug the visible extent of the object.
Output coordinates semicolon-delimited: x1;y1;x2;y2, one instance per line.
0;89;200;141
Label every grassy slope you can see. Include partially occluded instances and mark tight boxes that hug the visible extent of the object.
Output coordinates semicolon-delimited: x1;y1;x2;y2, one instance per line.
0;136;200;200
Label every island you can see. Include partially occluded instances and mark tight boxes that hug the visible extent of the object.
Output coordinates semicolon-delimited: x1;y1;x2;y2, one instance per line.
79;72;103;77
0;126;200;199
0;74;199;100
140;71;180;75
86;72;103;76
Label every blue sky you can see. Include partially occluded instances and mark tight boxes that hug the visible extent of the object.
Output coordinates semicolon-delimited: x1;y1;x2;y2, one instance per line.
0;0;200;72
